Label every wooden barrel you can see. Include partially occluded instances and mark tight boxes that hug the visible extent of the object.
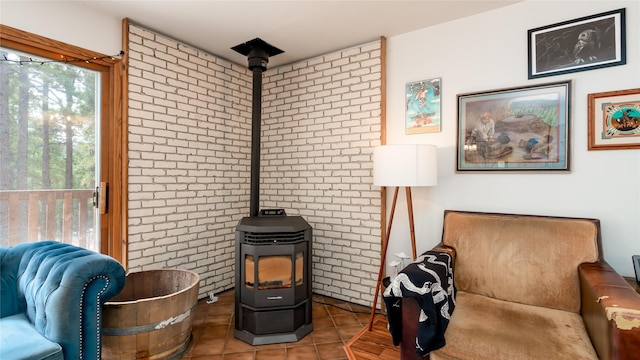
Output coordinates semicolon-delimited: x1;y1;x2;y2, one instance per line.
102;269;200;360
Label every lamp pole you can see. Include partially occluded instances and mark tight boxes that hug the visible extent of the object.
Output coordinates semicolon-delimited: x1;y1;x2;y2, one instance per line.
368;144;437;331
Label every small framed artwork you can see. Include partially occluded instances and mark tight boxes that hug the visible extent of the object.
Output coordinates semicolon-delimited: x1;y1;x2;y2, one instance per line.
406;78;441;134
588;88;640;150
457;80;571;172
528;8;626;79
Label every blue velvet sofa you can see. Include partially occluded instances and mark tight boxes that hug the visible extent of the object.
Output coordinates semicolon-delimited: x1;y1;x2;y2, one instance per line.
0;241;126;360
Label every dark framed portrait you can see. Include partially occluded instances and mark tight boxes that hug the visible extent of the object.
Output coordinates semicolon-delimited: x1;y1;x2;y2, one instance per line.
528;8;626;79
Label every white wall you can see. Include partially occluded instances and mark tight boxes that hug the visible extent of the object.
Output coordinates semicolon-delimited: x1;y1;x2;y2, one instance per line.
0;1;121;56
385;0;640;277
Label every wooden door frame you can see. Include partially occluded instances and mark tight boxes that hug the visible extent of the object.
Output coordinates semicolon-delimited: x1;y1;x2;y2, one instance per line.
0;24;128;267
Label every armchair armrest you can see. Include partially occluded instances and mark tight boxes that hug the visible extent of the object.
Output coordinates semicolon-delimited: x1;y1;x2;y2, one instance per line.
579;261;640;360
433;243;456;265
16;241;126;360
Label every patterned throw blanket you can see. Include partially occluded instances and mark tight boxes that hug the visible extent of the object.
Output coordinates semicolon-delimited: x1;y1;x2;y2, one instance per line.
383;250;456;356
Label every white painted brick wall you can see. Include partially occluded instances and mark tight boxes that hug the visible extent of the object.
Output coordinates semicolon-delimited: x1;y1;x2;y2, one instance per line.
262;43;382;306
127;24;250;296
128;24;381;307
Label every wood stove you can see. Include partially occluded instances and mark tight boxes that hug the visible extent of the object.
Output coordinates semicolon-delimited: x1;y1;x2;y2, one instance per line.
234;211;312;345
231;39;312;345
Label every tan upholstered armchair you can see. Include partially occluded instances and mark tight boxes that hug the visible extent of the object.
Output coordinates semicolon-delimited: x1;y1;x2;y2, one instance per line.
400;211;640;360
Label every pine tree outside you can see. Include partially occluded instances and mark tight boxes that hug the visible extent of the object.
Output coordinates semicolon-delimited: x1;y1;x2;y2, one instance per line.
0;46;100;251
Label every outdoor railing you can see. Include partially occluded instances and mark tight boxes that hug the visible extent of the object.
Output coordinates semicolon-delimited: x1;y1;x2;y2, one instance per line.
0;189;95;248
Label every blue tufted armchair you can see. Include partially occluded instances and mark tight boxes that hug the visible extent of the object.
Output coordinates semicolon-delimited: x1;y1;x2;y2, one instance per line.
0;241;126;360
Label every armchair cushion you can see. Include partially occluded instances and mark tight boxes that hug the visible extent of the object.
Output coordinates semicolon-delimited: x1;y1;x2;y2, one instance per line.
430;291;598;360
442;211;599;312
0;313;63;360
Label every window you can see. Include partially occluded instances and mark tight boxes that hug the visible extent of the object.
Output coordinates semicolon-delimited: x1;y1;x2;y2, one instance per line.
0;25;127;265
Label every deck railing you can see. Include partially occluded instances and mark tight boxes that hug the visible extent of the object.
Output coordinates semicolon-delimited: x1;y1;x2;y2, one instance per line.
0;189;96;249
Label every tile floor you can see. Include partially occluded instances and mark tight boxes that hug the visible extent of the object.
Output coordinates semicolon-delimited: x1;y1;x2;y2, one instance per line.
180;289;373;360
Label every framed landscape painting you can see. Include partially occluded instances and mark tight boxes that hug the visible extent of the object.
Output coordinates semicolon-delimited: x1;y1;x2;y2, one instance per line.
457;81;571;172
528;8;626;79
406;78;441;134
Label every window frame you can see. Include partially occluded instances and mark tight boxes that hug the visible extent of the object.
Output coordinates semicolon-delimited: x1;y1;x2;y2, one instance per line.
0;24;128;267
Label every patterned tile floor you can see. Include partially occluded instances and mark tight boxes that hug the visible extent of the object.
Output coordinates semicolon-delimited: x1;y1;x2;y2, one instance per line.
180;289;373;360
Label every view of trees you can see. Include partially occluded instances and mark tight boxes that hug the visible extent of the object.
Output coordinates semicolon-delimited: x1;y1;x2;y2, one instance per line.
0;47;98;191
1;47;99;245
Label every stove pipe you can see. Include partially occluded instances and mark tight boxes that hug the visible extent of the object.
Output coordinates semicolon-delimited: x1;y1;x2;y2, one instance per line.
231;39;283;217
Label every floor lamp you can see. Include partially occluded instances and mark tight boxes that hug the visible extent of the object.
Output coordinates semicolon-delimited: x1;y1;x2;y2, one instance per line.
368;144;438;331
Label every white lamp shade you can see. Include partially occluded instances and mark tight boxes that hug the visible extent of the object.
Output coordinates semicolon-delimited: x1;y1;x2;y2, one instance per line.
373;144;437;187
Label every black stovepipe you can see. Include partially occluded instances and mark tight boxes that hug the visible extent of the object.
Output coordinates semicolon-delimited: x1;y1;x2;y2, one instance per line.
249;65;263;217
232;39;281;218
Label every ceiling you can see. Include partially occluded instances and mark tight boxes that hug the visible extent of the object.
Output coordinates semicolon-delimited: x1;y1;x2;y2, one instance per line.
78;0;521;69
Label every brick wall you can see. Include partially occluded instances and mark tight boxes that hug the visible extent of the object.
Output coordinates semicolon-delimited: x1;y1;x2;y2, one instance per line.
127;24;251;296
261;47;382;304
127;23;382;306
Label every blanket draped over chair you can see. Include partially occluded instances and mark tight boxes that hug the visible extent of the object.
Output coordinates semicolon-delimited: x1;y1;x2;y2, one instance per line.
384;250;456;356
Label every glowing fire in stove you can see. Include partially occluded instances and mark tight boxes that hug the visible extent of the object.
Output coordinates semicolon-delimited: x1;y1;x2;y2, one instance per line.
245;253;304;289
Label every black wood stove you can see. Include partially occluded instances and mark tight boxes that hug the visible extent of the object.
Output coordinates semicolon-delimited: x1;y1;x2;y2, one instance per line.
235;210;312;345
232;39;313;345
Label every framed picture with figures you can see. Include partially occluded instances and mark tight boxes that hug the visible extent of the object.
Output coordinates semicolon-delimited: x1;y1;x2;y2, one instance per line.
457;81;571;172
528;8;626;79
588;88;640;150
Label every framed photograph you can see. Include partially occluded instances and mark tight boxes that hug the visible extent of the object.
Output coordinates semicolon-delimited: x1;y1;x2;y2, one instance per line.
457;81;571;172
406;78;441;134
588;88;640;150
528;8;626;79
